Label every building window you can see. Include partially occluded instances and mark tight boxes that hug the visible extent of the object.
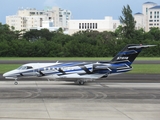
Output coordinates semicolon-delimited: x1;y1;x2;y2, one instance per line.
157;24;159;26
146;8;148;14
90;23;92;29
154;16;156;18
149;20;153;22
149;24;153;26
157;20;159;22
82;23;84;29
150;16;152;18
85;23;86;29
87;23;89;29
150;12;152;15
157;16;159;18
93;23;94;29
30;12;35;15
154;20;156;22
95;23;97;29
79;23;81;29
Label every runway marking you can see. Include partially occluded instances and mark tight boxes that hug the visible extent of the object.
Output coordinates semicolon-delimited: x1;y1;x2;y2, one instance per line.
94;92;108;99
113;106;134;120
35;81;51;119
96;82;109;88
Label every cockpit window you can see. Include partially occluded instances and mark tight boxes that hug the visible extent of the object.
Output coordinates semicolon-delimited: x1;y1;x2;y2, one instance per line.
17;66;33;70
27;66;33;69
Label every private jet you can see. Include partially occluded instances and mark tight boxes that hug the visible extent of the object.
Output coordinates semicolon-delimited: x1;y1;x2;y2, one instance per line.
3;44;155;85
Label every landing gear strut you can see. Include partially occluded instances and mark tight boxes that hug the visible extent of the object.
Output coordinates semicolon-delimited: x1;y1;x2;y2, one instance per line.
14;79;18;85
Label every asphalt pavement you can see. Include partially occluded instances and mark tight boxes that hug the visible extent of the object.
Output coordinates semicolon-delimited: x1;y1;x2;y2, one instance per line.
0;81;160;120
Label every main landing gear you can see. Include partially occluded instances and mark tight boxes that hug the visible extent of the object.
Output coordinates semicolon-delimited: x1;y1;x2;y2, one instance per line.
79;81;84;85
75;80;85;85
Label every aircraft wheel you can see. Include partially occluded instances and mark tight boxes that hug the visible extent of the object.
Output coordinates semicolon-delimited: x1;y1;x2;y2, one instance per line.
14;81;18;85
79;81;84;85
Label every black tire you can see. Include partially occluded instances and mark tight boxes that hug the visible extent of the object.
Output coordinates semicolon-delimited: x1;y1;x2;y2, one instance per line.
79;81;84;85
14;81;18;85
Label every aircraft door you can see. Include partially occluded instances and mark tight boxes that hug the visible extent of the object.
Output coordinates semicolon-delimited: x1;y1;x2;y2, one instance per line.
19;66;34;77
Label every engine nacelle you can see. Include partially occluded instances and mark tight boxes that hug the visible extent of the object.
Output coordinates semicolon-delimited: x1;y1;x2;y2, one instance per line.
94;65;109;70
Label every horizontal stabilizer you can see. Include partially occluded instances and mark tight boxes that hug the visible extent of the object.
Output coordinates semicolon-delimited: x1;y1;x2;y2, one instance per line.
128;45;156;49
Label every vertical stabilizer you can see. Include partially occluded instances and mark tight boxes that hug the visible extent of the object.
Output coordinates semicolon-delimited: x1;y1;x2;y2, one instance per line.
111;44;155;63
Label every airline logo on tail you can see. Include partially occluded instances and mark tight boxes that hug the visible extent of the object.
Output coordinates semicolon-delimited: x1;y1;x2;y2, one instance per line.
117;57;129;60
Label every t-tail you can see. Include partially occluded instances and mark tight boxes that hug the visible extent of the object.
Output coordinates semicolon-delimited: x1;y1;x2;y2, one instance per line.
110;44;156;65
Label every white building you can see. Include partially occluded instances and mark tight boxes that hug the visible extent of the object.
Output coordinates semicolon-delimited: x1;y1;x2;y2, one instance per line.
52;7;71;30
134;13;145;30
134;2;160;31
6;7;71;31
6;15;22;30
68;16;120;35
30;20;60;32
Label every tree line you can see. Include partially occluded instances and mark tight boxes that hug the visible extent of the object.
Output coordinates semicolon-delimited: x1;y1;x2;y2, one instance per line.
0;5;160;57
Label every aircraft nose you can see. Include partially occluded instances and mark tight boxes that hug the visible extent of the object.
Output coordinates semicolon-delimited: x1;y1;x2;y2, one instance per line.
3;71;16;77
3;71;18;79
3;72;9;77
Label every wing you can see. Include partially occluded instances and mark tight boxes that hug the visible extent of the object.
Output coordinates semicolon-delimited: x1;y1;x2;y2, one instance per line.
36;62;112;80
37;69;110;80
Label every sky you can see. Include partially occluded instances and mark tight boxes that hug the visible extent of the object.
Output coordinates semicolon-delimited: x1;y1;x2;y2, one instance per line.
0;0;160;24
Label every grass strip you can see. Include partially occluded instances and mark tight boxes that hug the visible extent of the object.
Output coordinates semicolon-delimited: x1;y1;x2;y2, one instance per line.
0;64;21;74
128;64;160;74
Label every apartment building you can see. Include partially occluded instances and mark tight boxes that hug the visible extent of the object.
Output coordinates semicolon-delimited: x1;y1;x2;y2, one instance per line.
53;7;71;30
6;7;71;31
134;2;160;31
68;16;120;35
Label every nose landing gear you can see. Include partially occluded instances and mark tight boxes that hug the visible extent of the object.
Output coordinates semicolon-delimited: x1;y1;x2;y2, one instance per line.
14;78;18;85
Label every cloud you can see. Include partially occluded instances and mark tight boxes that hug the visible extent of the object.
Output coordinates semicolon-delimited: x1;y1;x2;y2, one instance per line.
43;0;57;6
